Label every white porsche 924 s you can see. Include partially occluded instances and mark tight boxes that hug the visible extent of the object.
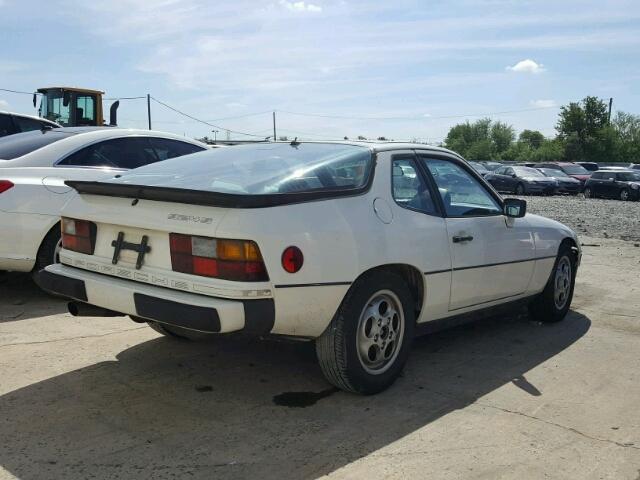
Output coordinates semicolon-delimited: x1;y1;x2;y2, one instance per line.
38;142;580;394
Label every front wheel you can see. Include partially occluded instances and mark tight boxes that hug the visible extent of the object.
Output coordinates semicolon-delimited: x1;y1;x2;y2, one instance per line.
528;243;577;323
316;271;415;394
620;188;630;201
583;187;592;198
514;183;525;195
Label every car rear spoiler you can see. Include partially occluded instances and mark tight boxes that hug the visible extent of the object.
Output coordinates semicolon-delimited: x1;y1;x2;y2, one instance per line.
64;180;367;209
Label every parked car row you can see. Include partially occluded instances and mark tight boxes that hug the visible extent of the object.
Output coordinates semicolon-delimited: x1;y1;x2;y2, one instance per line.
469;160;640;201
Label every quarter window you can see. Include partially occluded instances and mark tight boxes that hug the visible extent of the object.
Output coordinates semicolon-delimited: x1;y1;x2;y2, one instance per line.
419;156;502;217
149;138;205;160
391;156;437;215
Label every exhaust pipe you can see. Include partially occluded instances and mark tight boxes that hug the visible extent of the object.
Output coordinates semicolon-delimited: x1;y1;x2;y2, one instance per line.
109;100;120;126
68;301;124;317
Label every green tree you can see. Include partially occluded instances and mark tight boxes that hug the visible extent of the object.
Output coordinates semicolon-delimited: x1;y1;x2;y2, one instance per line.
613;111;640;163
490;121;515;154
444;118;512;160
556;96;610;161
530;139;565;162
518;129;545;150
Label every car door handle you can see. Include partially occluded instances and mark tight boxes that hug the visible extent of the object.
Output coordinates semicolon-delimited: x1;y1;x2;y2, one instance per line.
452;235;474;243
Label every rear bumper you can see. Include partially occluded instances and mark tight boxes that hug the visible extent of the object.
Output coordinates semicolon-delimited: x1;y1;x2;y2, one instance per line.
36;264;275;334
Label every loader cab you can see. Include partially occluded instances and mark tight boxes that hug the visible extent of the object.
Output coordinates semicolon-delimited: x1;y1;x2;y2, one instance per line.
36;87;104;127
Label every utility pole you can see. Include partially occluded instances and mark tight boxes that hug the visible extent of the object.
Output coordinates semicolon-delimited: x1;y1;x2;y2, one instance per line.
147;94;152;130
608;97;613;124
273;111;277;141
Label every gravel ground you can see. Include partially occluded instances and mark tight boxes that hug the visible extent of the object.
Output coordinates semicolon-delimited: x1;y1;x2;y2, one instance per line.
505;194;640;242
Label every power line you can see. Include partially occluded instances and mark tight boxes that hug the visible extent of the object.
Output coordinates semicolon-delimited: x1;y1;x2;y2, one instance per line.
150;96;267;138
0;87;39;95
104;96;146;101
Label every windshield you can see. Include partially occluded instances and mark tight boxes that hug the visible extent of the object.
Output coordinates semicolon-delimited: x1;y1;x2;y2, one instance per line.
514;166;545;177
539;168;569;178
107;143;373;195
562;165;589;175
0;129;74;160
618;171;640;181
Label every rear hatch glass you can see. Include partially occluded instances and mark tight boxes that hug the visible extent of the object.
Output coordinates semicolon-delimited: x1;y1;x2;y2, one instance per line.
102;143;373;195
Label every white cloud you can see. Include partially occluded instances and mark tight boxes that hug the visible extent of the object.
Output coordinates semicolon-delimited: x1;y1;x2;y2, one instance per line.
0;99;9;109
506;59;545;74
530;99;556;108
279;1;322;12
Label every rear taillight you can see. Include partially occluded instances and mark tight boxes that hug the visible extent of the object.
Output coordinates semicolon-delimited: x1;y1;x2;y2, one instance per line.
0;180;14;194
169;233;269;282
61;217;97;255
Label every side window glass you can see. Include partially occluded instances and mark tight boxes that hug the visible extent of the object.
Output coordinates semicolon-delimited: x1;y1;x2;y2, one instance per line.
0;114;14;137
391;156;437;215
58;138;158;169
75;95;97;126
505;168;514;176
149;138;204;161
419;156;502;217
495;167;506;175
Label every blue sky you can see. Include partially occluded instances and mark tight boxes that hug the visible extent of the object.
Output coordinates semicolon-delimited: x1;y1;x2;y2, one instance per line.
1;0;639;142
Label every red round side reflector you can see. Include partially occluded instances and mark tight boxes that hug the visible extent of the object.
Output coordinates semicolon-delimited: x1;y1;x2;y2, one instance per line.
282;246;303;273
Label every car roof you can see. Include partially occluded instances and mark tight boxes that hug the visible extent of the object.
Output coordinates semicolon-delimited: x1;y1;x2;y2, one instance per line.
294;140;461;156
0;110;61;127
0;128;208;166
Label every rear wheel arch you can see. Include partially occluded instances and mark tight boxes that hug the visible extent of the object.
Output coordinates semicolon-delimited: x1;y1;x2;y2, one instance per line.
349;263;425;322
33;220;61;272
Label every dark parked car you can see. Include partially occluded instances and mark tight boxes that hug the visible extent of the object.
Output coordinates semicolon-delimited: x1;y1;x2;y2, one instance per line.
575;161;599;172
536;168;582;195
485;166;558;195
537;162;592;184
583;170;640;201
479;161;503;171
0;111;60;138
468;161;490;176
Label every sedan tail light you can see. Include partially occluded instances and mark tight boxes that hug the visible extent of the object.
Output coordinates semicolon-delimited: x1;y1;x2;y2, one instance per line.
61;217;97;255
169;233;269;282
0;180;14;194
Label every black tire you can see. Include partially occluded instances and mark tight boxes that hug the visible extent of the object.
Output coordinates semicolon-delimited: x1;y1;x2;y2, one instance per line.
33;224;61;276
528;242;577;323
514;183;525;195
583;187;592;198
315;270;415;395
620;188;630;201
141;318;214;341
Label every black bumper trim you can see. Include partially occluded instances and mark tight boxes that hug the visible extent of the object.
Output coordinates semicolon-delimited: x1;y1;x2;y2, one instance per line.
134;293;221;333
35;270;88;301
243;299;275;334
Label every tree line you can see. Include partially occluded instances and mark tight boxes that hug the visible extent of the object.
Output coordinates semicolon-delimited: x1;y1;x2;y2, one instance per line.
444;96;640;163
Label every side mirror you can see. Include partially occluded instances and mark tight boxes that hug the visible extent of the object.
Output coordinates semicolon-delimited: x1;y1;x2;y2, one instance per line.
504;198;526;218
63;91;71;107
511;173;517;178
32;92;37;108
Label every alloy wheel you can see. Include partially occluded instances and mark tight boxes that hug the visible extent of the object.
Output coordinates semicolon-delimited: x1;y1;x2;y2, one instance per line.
356;290;405;375
554;256;572;310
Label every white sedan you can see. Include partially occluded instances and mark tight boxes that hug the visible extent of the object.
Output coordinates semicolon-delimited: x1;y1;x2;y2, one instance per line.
0;127;207;273
38;142;580;394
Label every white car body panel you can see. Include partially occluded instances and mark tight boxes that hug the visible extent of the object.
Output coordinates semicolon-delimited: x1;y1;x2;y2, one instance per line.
0;129;207;271
43;143;581;338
